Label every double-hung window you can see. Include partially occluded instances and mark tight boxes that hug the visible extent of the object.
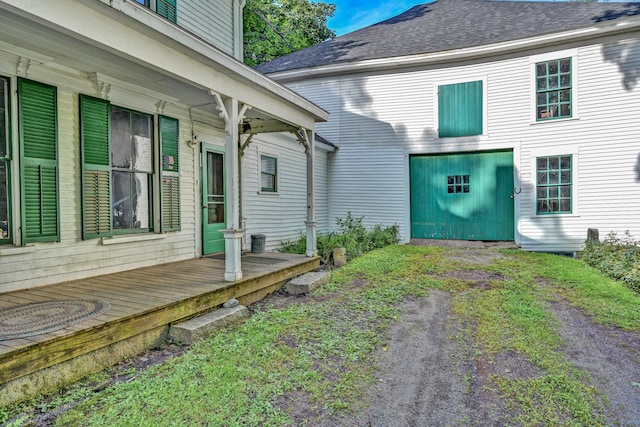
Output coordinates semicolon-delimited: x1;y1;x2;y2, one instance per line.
0;76;10;243
260;155;277;192
536;58;571;121
536;155;572;214
80;95;180;239
135;0;177;23
438;80;483;138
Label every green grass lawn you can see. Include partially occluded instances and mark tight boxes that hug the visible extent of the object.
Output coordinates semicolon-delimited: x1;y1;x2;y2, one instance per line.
2;245;639;426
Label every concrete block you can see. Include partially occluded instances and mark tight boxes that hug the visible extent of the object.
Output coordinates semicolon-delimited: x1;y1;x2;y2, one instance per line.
284;271;330;295
169;305;249;345
333;247;347;267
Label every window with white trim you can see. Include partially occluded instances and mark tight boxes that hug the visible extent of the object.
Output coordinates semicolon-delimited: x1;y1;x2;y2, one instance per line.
260;155;277;192
536;155;572;214
535;58;572;121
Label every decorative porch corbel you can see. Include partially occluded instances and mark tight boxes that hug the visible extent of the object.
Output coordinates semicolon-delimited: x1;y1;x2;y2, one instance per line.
87;72;111;100
294;127;311;155
16;57;32;78
155;100;169;115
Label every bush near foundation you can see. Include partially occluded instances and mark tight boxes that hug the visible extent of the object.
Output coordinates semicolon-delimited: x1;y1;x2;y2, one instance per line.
280;213;398;265
581;231;640;294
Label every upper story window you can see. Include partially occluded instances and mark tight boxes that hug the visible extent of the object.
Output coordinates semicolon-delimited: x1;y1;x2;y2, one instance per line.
260;155;277;193
135;0;177;23
438;80;483;138
536;58;571;121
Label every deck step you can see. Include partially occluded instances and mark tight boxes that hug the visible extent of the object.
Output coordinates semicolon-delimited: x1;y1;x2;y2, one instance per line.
169;305;249;345
284;271;330;295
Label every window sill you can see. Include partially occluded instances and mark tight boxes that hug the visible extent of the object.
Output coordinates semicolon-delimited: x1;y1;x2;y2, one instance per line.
530;213;580;219
530;116;579;125
101;233;168;245
258;191;279;196
0;245;37;256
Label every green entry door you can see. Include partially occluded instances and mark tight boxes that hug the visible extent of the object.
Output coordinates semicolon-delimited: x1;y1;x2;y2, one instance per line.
410;150;514;241
202;144;225;254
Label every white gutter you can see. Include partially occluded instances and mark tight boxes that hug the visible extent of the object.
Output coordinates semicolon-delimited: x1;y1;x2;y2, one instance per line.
267;15;640;82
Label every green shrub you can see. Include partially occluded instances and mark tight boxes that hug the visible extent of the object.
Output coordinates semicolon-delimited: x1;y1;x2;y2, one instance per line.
279;213;399;264
581;231;640;294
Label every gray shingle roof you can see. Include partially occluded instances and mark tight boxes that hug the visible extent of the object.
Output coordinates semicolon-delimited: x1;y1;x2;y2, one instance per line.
256;0;640;74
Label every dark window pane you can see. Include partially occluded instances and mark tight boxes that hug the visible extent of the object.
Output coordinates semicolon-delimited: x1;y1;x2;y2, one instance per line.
549;200;559;212
112;171;131;230
549;91;558;103
455;176;461;184
133;173;150;229
549;187;558;198
560;59;571;73
463;185;469;193
560;74;571;87
537;93;546;106
132;112;151;138
560;156;571;169
549;157;559;170
561;171;571;184
560;185;571;197
559;89;570;102
549;171;559;184
111;109;132;168
448;185;454;193
537;77;547;91
463;175;469;184
537;187;547;198
537;172;548;185
548;76;558;89
536;63;547;77
448;176;453;185
538;200;548;213
560;199;571;212
0;78;7;158
549;61;558;74
560;104;571;117
537;158;548;170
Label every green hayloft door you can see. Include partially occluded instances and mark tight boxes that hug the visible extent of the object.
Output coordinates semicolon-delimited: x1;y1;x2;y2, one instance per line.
410;151;514;240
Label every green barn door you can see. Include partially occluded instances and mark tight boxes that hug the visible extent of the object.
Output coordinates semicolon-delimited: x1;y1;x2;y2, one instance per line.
201;144;225;254
410;151;514;241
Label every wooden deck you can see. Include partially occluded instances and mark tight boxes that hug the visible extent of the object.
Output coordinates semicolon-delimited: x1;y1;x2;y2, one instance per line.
0;252;319;397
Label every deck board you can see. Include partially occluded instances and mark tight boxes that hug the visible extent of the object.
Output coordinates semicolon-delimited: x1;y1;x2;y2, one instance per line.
0;253;319;387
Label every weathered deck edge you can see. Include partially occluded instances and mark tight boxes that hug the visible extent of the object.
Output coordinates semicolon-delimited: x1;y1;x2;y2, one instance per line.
0;256;319;405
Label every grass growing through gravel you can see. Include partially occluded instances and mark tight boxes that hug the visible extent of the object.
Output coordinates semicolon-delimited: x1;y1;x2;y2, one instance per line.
3;245;639;426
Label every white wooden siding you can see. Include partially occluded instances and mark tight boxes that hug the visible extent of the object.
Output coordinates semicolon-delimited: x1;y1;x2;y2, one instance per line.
178;0;234;56
240;133;331;251
283;31;640;251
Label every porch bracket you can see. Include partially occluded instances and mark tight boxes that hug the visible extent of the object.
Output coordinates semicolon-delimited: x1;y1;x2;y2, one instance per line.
239;134;254;157
294;127;310;154
88;72;111;100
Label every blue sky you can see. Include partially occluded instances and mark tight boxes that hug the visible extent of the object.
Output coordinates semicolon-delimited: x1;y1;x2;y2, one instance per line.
328;0;426;36
326;0;635;36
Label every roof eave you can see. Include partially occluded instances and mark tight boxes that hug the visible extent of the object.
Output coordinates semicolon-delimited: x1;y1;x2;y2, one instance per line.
266;15;640;82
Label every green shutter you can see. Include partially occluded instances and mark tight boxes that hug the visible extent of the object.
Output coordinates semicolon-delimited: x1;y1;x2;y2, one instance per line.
159;115;180;231
157;0;177;23
80;95;112;239
18;78;59;243
438;81;483;138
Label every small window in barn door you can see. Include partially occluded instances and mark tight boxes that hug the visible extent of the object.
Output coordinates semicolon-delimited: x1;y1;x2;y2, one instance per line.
447;175;470;194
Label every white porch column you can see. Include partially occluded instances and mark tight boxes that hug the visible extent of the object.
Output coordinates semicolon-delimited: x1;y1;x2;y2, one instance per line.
221;96;243;281
304;129;317;257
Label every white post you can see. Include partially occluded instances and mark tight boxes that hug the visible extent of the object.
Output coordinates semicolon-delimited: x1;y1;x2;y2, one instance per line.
305;129;317;257
223;96;243;281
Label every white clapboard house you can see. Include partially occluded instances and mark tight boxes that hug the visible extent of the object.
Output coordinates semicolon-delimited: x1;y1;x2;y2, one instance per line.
0;0;331;293
258;0;640;253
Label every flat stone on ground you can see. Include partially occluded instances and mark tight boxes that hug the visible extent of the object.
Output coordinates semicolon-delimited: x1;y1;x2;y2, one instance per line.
169;305;249;345
285;271;330;295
